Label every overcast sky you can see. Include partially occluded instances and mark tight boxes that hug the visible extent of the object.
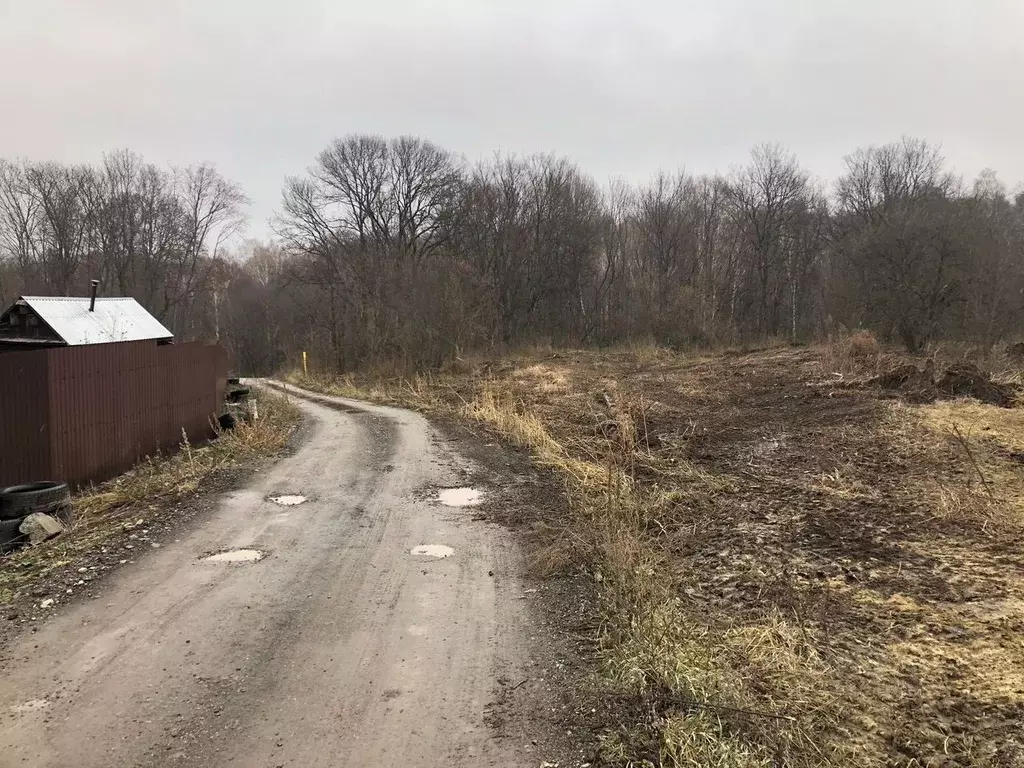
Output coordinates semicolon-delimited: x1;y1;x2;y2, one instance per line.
1;0;1021;237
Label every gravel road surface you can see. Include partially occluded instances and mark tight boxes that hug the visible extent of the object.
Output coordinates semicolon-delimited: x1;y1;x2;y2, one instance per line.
0;383;534;767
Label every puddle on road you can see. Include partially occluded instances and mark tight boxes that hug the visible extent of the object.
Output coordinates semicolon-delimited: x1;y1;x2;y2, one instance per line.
202;549;265;563
269;495;307;506
410;544;455;559
437;488;482;507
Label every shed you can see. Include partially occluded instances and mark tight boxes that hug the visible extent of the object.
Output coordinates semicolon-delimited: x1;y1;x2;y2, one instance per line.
0;292;226;488
0;295;173;352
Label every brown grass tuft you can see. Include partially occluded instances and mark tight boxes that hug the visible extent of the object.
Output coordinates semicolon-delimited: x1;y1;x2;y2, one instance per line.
847;329;880;361
819;330;883;379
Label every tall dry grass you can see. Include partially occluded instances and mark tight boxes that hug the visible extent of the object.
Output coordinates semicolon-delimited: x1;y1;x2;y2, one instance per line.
459;380;844;766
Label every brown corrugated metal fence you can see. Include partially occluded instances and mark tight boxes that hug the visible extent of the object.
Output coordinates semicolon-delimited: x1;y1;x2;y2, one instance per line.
0;341;228;488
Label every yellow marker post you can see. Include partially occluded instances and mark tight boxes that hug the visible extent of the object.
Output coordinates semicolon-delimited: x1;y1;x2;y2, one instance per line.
302;351;308;376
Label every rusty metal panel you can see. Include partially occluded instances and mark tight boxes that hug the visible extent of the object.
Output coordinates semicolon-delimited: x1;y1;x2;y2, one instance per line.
49;341;137;484
0;349;51;484
2;340;228;488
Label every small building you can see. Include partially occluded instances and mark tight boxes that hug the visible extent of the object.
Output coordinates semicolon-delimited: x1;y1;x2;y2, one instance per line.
0;293;173;352
0;290;227;488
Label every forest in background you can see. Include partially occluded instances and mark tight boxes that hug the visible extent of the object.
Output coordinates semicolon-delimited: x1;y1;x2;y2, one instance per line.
1;135;1022;373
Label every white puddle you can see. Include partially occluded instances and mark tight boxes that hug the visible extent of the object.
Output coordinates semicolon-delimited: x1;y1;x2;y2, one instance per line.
269;495;307;506
437;488;482;507
410;544;455;559
202;549;265;563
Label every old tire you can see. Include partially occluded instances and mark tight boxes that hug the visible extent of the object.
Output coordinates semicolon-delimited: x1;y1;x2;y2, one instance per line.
0;517;26;554
0;482;72;521
226;386;250;403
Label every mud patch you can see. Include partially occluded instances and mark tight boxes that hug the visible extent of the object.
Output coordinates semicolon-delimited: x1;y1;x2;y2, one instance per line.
437;487;483;507
10;699;49;714
269;494;307;506
265;383;362;413
410;544;454;558
202;549;265;563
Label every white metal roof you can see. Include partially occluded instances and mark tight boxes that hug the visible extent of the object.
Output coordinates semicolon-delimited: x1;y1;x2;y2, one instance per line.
17;296;173;346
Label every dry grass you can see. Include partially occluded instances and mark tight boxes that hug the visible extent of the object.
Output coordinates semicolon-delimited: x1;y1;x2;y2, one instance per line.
457;378;821;764
818;331;885;379
76;390;301;520
900;399;1024;525
847;330;881;360
917;398;1024;455
0;388;301;605
291;346;1024;767
465;383;608;486
283;370;443;411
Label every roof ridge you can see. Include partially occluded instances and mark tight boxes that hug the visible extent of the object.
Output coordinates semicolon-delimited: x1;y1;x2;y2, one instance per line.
22;296;134;301
7;295;173;345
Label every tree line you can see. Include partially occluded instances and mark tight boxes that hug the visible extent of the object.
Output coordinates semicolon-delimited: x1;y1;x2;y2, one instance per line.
1;136;1022;373
0;151;245;337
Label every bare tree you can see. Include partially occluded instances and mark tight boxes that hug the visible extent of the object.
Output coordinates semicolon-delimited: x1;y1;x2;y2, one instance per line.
454;153;603;345
834;138;966;350
727;144;814;338
0;160;41;289
165;163;247;329
275;134;464;369
959;170;1024;346
0;161;95;294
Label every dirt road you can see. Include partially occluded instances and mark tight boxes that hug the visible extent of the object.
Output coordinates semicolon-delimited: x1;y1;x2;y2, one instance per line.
0;383;535;767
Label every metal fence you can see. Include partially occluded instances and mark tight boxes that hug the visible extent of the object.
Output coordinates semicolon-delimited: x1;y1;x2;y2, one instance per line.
0;341;228;488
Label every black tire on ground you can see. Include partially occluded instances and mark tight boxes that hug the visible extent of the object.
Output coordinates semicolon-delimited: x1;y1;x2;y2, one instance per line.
218;412;238;431
0;516;26;554
0;481;72;521
226;386;250;403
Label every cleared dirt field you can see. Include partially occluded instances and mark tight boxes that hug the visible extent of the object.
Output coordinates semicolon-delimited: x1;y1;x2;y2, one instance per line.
294;343;1024;767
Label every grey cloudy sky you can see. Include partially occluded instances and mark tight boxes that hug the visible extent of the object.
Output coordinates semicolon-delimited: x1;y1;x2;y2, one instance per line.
1;0;1021;236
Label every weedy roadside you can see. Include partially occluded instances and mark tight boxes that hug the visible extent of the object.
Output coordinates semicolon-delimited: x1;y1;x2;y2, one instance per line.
0;388;301;628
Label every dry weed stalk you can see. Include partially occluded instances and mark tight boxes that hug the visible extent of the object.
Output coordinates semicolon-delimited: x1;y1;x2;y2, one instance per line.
950;424;995;501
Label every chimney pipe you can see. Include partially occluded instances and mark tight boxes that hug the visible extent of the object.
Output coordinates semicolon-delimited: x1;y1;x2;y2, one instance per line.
89;280;99;312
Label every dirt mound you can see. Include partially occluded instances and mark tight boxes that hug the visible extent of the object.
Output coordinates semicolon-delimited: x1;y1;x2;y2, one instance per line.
936;362;1016;407
873;363;930;390
870;361;936;403
872;361;1017;407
